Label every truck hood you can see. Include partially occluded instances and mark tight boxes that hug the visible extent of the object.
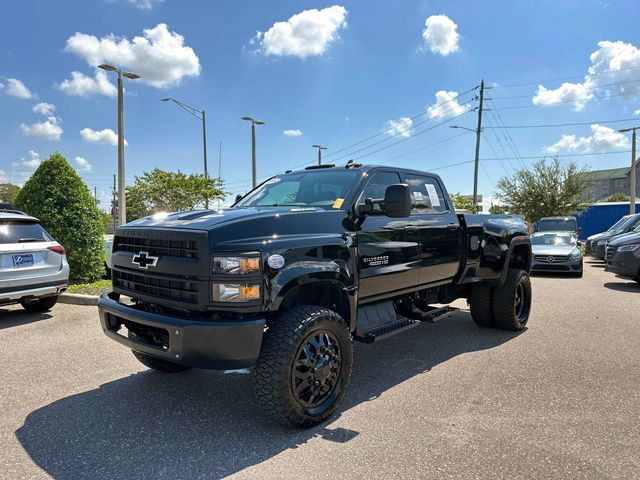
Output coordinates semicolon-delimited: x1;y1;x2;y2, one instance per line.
125;207;301;230
531;245;579;256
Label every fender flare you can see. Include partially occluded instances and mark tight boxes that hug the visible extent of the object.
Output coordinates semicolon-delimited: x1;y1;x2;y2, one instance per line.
495;236;532;285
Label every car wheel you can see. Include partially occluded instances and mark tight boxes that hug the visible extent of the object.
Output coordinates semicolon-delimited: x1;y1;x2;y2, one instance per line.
468;283;495;327
253;305;353;428
492;268;532;331
20;296;58;313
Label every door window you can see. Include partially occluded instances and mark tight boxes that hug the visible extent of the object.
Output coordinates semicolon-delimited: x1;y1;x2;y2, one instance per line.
358;171;402;215
403;175;449;214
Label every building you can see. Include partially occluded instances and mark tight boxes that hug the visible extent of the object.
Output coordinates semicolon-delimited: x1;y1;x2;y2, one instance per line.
587;160;640;201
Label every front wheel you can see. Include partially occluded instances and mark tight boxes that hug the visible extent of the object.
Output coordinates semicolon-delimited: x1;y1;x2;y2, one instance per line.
492;268;532;331
253;305;353;428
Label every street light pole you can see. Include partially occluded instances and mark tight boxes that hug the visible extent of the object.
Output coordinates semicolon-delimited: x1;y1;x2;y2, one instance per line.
241;116;265;188
312;144;327;165
619;126;639;214
98;64;140;226
161;98;209;208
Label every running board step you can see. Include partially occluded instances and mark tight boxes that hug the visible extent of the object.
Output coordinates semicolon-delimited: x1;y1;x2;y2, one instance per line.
418;306;458;324
354;317;421;343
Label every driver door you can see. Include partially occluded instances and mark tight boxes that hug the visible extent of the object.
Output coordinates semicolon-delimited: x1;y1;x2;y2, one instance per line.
356;171;420;300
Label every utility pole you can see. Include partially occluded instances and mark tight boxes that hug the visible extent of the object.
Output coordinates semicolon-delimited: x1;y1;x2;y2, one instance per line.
94;186;98;206
619;126;639;214
218;140;222;210
473;80;485;208
112;174;117;231
312;144;327;165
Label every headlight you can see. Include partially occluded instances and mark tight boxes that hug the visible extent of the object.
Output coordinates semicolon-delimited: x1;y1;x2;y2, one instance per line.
212;283;261;302
597;240;607;246
213;254;261;273
618;245;640;252
569;252;582;261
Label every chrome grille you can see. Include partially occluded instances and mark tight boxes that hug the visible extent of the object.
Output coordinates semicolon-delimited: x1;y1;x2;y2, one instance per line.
605;245;618;262
534;255;569;263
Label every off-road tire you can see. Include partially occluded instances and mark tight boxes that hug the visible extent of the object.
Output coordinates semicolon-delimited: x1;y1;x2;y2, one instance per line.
468;284;495;327
130;350;192;373
253;305;353;428
492;268;532;331
20;295;58;313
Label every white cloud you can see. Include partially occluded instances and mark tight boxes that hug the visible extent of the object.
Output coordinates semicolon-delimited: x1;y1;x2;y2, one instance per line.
533;40;640;110
0;170;6;182
127;0;163;9
283;129;302;137
12;150;41;169
634;108;640;115
543;124;630;154
253;6;348;58
384;117;413;138
422;15;460;56
20;119;62;141
426;90;469;119
32;102;56;116
3;78;34;99
80;127;127;146
74;156;92;171
58;70;116;97
64;23;200;88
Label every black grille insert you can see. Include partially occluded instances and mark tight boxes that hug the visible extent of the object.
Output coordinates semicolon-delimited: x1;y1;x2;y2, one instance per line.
114;235;199;259
114;269;199;304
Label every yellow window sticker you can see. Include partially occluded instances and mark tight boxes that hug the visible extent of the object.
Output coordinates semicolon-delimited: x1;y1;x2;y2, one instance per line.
332;198;345;209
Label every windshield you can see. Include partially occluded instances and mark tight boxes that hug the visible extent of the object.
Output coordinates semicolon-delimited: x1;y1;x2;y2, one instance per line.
616;215;640;232
234;169;360;209
538;218;577;232
0;220;53;244
531;233;576;246
608;216;630;232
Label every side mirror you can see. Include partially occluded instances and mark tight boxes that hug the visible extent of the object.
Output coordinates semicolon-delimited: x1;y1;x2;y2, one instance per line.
384;184;412;218
234;193;243;203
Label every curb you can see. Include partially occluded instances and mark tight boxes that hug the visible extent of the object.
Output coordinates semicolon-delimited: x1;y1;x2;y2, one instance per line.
58;293;100;306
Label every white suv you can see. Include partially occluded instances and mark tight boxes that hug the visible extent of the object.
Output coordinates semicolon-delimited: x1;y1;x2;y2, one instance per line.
0;211;69;312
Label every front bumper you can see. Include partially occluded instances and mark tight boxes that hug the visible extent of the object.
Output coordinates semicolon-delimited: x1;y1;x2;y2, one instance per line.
531;259;582;273
606;252;640;279
98;293;265;370
592;243;607;260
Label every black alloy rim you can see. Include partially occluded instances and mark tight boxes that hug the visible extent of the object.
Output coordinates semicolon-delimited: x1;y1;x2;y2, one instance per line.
291;330;342;411
514;280;527;321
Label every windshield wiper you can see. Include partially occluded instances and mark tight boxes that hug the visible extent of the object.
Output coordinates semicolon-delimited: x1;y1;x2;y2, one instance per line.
18;238;40;243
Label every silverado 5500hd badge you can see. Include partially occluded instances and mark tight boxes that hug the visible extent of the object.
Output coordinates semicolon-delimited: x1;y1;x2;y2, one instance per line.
361;255;389;266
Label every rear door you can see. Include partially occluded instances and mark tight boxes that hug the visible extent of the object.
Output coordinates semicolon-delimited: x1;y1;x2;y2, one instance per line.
356;170;420;299
400;173;461;285
0;220;62;282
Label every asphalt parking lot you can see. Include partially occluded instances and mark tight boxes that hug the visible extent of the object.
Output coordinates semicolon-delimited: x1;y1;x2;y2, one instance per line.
1;262;639;480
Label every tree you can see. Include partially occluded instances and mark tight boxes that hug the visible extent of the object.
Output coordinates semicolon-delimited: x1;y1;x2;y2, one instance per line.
126;168;226;221
14;152;104;282
0;183;21;205
495;157;592;224
450;193;479;213
605;192;628;202
489;203;508;215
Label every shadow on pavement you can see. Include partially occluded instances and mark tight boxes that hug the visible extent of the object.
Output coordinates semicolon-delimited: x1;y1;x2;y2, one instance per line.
603;281;639;293
16;311;521;479
0;307;52;330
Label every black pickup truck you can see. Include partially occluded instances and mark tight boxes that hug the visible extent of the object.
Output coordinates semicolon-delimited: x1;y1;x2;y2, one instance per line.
98;163;532;427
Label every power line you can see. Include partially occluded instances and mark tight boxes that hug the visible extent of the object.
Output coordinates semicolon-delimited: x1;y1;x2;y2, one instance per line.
490;77;640;100
376;131;472;164
491;90;639;110
490;64;640;89
482;117;640;129
480;150;631;161
323;86;477;160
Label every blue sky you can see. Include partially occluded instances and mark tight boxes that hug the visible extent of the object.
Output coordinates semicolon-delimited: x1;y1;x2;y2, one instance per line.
2;0;640;210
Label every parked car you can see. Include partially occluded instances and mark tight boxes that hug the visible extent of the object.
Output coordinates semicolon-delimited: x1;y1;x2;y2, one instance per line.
0;210;69;312
585;215;632;255
531;231;583;277
98;163;532;427
591;214;640;260
104;234;113;278
605;230;640;285
537;216;579;235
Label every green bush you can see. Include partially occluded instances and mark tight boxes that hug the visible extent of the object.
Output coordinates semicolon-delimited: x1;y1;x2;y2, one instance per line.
14;152;104;282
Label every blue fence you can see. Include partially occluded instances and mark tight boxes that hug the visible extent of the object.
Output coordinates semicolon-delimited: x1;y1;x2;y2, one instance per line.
576;202;640;240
